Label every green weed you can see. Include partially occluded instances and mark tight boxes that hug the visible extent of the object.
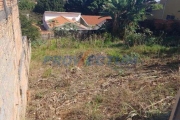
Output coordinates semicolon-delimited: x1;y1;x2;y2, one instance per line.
42;68;52;78
35;91;45;99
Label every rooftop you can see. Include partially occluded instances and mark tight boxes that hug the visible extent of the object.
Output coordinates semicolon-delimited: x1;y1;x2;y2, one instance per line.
48;16;75;27
44;11;81;15
81;15;112;26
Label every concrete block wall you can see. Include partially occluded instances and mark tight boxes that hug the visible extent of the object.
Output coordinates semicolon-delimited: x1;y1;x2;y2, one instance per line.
0;0;31;120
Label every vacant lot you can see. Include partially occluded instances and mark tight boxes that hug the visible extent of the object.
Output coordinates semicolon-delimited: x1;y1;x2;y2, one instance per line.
26;39;180;120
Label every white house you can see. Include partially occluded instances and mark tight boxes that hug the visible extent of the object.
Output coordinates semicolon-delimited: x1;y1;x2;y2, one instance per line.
43;11;111;31
43;11;82;30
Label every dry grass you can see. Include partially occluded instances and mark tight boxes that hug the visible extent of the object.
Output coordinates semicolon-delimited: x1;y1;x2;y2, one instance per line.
26;39;180;120
27;59;180;120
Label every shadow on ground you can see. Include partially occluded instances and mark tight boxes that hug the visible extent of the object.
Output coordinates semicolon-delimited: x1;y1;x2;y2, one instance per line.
114;112;171;120
144;59;180;73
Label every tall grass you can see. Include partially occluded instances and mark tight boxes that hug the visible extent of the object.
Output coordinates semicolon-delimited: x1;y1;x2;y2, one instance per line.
31;36;177;63
31;37;114;60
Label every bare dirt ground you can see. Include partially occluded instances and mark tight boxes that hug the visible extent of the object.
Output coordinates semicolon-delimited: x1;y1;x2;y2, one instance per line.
26;54;180;120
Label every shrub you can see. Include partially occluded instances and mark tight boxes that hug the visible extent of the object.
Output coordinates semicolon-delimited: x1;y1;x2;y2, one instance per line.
20;14;40;41
18;0;35;10
124;26;162;47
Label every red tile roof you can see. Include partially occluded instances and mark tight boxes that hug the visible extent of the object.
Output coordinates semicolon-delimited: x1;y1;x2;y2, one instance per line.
81;15;112;26
48;16;88;30
48;16;75;28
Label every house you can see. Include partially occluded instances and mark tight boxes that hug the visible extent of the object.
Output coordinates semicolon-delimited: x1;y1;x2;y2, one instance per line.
43;11;84;30
81;15;112;30
43;11;111;31
150;0;180;20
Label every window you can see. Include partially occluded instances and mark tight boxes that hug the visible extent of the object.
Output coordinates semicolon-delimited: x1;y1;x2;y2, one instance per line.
166;15;175;20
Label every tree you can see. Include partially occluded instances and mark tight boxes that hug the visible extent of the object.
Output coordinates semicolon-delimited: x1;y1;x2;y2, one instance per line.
88;0;106;15
102;0;158;37
64;0;106;15
18;0;35;10
34;0;65;13
64;0;85;14
20;14;40;41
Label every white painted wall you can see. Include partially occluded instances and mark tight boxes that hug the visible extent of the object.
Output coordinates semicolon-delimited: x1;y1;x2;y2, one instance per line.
43;14;49;30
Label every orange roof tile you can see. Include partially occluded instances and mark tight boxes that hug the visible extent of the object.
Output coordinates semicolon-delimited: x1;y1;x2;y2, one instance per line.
48;16;75;28
81;15;112;26
48;16;88;30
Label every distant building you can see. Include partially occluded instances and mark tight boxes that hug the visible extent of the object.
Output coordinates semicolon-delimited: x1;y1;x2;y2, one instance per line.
43;11;111;31
81;15;112;30
150;0;180;20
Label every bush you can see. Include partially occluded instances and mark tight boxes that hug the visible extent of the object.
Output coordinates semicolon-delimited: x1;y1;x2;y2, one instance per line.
125;32;146;47
162;36;180;47
124;26;162;47
31;39;47;48
34;0;65;13
20;14;40;41
18;0;35;10
104;32;113;45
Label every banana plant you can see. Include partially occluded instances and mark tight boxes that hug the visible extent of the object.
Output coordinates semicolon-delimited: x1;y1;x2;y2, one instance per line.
102;0;158;37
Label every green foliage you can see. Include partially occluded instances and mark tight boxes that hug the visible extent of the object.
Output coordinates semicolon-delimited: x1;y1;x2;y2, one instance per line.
162;36;180;46
88;0;106;15
35;92;45;99
42;68;52;78
18;0;35;10
124;23;163;47
20;14;40;41
104;32;113;45
125;30;146;47
64;0;106;15
102;0;158;37
31;39;47;48
151;3;163;10
34;0;65;13
93;95;103;104
129;44;168;55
